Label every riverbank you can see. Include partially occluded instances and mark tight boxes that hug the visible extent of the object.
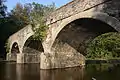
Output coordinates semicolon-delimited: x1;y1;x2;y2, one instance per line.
86;58;120;64
1;58;120;64
0;58;16;62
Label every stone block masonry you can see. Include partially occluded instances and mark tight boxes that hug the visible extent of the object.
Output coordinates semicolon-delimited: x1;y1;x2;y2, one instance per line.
40;52;85;69
17;53;40;63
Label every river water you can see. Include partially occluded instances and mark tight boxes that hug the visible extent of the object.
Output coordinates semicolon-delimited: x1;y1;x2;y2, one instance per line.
0;62;120;80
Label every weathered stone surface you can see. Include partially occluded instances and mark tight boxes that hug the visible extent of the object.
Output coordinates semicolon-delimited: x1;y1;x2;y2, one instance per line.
42;0;120;69
23;47;41;53
6;53;17;61
7;25;34;54
95;0;120;20
17;53;40;63
17;54;24;63
43;0;120;53
40;52;85;69
40;53;51;69
6;0;120;69
46;0;120;25
46;0;109;25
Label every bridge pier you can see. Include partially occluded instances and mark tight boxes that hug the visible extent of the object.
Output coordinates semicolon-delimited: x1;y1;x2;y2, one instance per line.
6;53;17;61
16;53;40;63
7;53;40;63
16;54;24;63
40;52;85;69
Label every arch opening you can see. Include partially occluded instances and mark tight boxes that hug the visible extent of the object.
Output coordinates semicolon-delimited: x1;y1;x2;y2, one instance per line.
23;36;44;53
52;18;117;56
17;36;44;63
11;42;20;54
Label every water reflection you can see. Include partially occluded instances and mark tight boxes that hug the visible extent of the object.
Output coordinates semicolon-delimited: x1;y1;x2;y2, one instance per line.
40;67;84;80
0;62;17;80
0;62;120;80
85;64;120;80
16;64;40;80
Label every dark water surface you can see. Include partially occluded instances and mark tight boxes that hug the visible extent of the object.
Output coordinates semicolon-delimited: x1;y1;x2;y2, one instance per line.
0;62;120;80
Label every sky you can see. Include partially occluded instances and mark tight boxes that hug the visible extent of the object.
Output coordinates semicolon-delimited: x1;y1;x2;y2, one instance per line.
5;0;72;12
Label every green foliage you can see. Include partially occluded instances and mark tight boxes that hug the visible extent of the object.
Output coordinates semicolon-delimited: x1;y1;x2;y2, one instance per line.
10;3;30;26
0;0;7;17
10;2;56;41
5;40;10;53
86;32;120;59
32;23;48;41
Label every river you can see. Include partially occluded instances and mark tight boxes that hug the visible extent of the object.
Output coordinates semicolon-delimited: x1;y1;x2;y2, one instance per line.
0;62;120;80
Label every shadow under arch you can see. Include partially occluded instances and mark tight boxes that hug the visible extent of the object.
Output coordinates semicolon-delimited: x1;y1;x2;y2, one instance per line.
49;11;120;52
52;18;118;56
22;36;44;53
11;42;20;54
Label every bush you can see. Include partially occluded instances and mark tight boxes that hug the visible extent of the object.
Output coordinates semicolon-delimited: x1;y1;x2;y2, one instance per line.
86;32;120;59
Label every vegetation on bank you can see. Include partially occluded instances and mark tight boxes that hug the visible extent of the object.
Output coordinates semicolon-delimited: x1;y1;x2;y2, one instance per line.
86;32;120;59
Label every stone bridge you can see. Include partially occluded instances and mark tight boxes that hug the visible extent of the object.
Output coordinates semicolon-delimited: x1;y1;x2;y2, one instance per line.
7;0;120;69
44;0;120;52
7;25;34;54
6;25;41;63
42;0;120;69
7;25;44;63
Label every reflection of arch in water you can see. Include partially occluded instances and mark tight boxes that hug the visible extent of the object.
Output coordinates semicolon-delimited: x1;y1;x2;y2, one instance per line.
22;36;44;53
11;42;20;54
40;67;85;80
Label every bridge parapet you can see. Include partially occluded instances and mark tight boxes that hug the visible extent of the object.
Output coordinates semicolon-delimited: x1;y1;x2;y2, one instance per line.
46;0;110;25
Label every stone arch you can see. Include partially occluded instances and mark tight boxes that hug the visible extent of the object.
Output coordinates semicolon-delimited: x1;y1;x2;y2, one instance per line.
11;42;20;53
22;35;44;53
49;11;120;51
6;25;34;54
53;18;117;55
19;27;34;53
9;40;19;54
7;41;20;61
21;35;34;53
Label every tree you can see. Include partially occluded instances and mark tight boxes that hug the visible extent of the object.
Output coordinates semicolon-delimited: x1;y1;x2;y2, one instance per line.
10;3;30;26
0;0;7;17
10;2;56;41
30;2;56;41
